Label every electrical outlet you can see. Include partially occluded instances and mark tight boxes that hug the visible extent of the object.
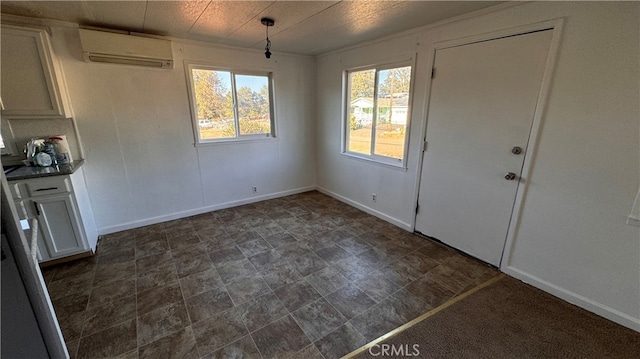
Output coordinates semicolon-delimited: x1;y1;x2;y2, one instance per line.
372;193;377;202
252;186;257;193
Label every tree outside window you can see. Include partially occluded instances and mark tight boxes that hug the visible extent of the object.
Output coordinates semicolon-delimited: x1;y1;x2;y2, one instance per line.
188;65;274;142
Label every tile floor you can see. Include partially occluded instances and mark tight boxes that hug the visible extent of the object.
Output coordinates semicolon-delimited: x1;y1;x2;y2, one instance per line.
42;191;498;359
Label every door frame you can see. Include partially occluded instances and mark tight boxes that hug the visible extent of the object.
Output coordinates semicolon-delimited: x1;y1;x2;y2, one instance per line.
412;18;565;269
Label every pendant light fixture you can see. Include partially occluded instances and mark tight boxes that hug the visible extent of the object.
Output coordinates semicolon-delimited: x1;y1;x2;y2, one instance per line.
261;17;274;59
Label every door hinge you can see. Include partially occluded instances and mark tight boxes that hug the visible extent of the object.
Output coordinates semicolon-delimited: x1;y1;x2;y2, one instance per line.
415;203;420;214
422;141;428;152
431;68;435;79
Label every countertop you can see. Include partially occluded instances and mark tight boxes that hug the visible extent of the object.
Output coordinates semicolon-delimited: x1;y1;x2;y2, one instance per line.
5;160;84;181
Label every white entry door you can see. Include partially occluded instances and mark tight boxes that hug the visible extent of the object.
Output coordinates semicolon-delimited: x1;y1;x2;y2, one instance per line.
415;30;552;266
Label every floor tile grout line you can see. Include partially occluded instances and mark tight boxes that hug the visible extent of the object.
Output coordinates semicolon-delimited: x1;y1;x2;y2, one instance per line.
243;290;290;334
75;294;139;337
75;265;95;342
239;304;261;358
137;257;193;350
76;238;138;356
134;232;140;356
247;333;267;359
70;262;97;358
287;313;317;359
324;281;378;320
174;254;200;358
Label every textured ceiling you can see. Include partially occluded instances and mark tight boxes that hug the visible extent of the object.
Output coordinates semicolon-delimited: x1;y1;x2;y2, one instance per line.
0;1;502;55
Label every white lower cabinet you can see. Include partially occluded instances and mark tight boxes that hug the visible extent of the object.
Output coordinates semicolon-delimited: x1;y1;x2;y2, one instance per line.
10;167;97;263
32;193;87;260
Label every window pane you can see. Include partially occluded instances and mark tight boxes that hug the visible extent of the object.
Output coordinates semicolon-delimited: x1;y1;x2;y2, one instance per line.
235;75;271;136
374;66;411;159
348;69;375;155
192;69;235;139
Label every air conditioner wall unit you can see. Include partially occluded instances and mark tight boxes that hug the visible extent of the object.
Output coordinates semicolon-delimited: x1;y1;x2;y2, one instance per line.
79;29;174;69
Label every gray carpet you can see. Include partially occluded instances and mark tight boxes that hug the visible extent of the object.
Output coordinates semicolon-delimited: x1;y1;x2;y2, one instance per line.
353;276;640;358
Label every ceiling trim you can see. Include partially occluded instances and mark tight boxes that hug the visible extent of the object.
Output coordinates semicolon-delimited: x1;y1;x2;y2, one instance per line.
1;13;79;29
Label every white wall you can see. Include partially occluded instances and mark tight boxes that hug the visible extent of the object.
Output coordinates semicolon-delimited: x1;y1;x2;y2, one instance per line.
48;27;316;233
316;2;639;330
316;34;428;230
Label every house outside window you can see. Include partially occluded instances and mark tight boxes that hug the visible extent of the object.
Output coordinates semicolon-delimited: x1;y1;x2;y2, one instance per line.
185;63;275;144
344;62;413;167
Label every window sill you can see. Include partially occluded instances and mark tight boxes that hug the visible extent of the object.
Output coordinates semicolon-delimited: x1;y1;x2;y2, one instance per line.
340;152;408;171
194;135;276;147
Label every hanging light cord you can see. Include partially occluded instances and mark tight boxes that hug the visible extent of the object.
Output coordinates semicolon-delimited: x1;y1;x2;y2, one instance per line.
265;25;271;53
261;17;274;59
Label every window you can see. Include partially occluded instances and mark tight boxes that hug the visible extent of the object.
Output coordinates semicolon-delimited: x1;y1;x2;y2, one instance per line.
186;64;275;143
344;63;413;166
0;120;16;156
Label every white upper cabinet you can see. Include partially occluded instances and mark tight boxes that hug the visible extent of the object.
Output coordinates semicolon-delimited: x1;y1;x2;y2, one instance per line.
1;25;72;119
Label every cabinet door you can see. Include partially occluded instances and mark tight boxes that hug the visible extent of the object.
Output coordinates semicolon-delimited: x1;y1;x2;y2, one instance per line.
32;194;87;259
0;25;69;118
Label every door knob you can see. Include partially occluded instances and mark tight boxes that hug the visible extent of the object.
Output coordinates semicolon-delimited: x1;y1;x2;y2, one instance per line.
505;172;517;180
511;146;523;155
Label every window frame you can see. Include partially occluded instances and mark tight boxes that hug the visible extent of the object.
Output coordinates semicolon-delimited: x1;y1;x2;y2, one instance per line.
185;62;276;145
342;59;415;168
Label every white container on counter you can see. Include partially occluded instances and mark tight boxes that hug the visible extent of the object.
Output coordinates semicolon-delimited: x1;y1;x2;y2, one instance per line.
49;135;72;164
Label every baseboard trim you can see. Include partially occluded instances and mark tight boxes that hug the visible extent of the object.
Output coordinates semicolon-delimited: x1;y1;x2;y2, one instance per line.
39;251;93;267
316;186;413;232
503;266;640;332
97;186;316;235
